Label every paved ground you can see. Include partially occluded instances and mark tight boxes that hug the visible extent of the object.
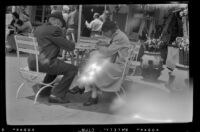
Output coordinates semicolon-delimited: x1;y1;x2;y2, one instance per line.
5;52;193;125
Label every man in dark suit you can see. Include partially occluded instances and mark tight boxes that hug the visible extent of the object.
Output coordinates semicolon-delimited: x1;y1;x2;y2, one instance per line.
27;12;77;103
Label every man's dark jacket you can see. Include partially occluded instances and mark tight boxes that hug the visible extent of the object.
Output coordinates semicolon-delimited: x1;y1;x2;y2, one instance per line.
28;23;75;68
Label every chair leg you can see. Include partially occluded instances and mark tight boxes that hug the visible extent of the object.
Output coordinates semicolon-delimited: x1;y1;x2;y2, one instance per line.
16;82;25;99
121;86;127;97
62;50;66;60
115;91;122;100
34;85;53;104
70;53;75;65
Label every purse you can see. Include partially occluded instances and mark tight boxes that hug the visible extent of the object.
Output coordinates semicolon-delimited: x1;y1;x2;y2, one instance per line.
110;51;119;63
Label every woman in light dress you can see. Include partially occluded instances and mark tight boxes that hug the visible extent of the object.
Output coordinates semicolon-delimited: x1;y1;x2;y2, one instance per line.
69;21;131;106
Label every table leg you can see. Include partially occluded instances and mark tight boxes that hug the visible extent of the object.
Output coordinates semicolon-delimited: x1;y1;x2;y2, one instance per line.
76;49;80;66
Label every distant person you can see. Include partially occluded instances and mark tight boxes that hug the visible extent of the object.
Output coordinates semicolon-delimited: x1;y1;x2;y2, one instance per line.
99;10;111;23
51;5;59;14
6;12;23;53
85;12;103;37
62;5;70;27
66;5;79;42
14;13;33;36
5;11;13;44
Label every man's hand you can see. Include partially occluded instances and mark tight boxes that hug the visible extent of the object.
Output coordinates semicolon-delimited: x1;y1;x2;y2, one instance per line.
85;21;88;25
8;25;15;29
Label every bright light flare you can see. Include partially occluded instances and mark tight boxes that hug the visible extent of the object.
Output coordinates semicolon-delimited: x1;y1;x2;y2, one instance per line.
132;114;173;123
80;63;102;83
79;52;110;84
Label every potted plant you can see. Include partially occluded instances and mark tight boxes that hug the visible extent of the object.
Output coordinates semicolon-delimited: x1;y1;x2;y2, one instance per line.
140;35;164;81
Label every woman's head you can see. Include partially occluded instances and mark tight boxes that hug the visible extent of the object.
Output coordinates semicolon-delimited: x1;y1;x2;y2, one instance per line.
12;12;19;20
21;13;30;22
101;21;118;38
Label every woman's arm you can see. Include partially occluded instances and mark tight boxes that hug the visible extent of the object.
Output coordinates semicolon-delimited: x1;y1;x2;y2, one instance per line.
98;36;130;57
8;20;15;29
85;20;94;29
98;37;122;57
98;44;120;57
8;25;15;29
14;22;29;31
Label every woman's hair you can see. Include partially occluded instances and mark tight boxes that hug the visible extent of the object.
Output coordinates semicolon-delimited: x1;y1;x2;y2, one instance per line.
23;12;30;18
12;12;19;19
101;21;118;33
22;12;30;21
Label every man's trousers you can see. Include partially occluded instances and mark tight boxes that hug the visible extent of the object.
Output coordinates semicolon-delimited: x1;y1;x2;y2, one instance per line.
28;57;78;98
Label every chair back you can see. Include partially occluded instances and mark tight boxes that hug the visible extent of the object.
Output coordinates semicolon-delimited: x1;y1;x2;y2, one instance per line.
121;40;142;79
14;35;40;74
76;37;97;50
121;44;135;81
15;35;39;54
130;40;141;61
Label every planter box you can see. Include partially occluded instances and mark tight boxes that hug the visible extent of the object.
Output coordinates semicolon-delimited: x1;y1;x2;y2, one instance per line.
179;48;189;66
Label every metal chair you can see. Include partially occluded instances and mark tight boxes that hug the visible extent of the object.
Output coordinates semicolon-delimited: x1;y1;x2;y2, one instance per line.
103;42;141;99
129;40;142;76
113;44;136;99
98;45;135;99
14;35;57;104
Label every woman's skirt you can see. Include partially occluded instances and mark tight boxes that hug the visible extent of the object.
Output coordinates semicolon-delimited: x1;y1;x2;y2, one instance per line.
77;51;124;92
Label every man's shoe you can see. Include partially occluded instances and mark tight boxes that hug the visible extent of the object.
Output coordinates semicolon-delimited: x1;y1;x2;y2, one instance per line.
83;97;98;106
48;95;70;104
68;86;85;94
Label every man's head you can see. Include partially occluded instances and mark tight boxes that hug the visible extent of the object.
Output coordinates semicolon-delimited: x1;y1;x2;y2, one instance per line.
101;21;118;38
63;5;70;13
47;12;66;28
93;13;100;19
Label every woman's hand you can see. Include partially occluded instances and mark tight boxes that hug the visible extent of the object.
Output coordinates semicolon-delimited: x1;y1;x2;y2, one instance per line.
95;44;105;51
96;40;108;46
